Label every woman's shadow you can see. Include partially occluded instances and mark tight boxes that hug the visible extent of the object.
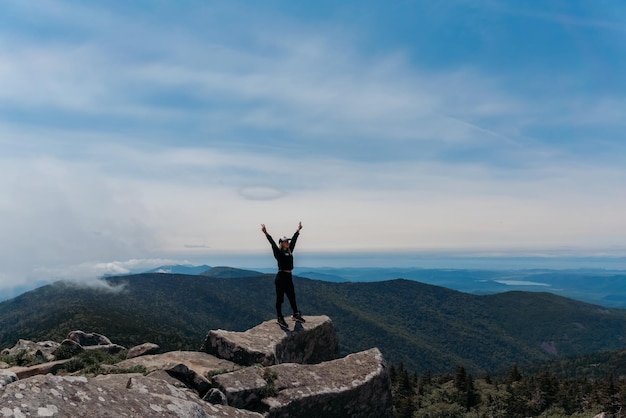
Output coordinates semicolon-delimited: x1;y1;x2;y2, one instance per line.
279;321;304;333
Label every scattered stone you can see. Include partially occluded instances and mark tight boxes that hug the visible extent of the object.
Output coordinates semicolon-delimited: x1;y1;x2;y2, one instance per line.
2;316;391;417
0;362;9;369
67;330;112;346
2;339;60;362
202;315;339;366
127;342;160;359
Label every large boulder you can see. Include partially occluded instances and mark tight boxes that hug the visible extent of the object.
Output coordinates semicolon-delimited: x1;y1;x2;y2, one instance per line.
67;330;112;346
113;350;238;396
0;373;264;417
202;315;339;366
212;348;393;418
126;342;160;359
64;330;126;355
52;338;84;359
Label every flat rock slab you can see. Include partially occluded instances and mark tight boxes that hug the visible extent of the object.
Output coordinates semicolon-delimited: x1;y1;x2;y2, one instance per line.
8;359;71;380
114;350;237;376
113;350;238;395
213;348;393;418
0;373;264;418
202;315;339;366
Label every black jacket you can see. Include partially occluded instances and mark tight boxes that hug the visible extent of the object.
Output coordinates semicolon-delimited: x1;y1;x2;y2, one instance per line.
266;231;299;271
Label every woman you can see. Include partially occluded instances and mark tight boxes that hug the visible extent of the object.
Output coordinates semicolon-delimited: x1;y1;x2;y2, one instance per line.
261;222;305;328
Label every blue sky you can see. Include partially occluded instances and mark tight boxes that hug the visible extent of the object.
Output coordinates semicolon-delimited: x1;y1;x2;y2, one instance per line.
0;0;625;290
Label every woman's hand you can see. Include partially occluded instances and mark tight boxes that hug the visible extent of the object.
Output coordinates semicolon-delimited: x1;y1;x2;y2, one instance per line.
261;224;268;235
298;221;303;231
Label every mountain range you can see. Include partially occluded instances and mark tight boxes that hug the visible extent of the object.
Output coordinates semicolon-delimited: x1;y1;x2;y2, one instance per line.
297;267;626;308
149;264;626;308
2;267;626;375
4;264;624;308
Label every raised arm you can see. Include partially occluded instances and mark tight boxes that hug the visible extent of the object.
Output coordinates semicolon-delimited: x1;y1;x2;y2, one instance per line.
262;224;279;253
290;221;303;251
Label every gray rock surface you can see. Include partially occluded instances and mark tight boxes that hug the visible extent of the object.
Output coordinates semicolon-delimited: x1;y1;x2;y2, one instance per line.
0;370;18;389
202;315;339;366
113;350;238;395
212;347;393;417
204;388;229;405
126;342;160;359
212;366;268;409
0;373;264;417
146;369;192;388
0;316;391;417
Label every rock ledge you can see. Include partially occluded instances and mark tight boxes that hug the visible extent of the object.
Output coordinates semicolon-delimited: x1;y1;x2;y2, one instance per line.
1;316;393;417
202;315;339;366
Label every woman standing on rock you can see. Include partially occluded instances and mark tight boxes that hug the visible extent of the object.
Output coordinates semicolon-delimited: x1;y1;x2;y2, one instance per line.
261;222;305;328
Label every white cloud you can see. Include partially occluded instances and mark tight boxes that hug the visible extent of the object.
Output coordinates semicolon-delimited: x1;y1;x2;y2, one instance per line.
33;258;181;282
0;1;533;161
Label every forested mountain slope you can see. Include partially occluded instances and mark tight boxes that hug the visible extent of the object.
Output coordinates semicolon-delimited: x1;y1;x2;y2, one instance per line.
1;272;625;374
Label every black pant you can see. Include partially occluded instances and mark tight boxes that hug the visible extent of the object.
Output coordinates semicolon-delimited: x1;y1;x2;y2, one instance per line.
275;271;299;318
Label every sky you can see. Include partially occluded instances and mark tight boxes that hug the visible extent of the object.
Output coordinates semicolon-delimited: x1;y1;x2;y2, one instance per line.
1;0;625;292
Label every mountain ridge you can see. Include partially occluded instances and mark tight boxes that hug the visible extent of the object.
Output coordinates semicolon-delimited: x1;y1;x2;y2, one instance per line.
2;270;626;374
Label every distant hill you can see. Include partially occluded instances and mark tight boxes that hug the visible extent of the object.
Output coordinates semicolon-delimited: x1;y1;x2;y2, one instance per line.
1;270;626;375
144;264;212;275
297;271;347;282
0;280;49;303
124;265;626;307
200;266;263;278
292;267;626;307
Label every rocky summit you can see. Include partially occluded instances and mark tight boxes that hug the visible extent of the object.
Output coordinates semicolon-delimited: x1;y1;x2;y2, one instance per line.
0;316;393;417
201;315;340;366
